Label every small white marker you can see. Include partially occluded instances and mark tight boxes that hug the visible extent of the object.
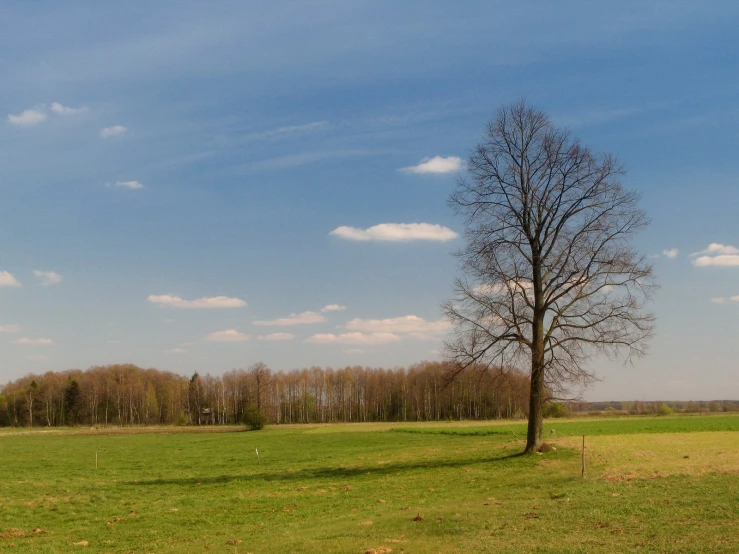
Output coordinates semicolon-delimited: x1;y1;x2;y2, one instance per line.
256;447;259;464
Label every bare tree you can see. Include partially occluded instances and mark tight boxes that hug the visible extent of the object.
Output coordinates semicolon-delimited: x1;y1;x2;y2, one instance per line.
445;100;656;453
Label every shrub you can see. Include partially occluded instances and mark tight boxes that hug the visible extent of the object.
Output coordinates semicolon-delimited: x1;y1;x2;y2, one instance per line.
658;404;673;416
245;407;266;430
544;402;569;419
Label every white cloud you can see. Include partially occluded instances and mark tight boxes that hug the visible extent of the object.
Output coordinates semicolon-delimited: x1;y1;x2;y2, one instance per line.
109;180;145;190
330;223;458;242
257;332;295;341
205;329;250;342
254;311;325;326
344;315;451;340
13;337;54;345
305;332;401;345
147;294;247;309
0;324;19;333
693;243;739;256
100;125;128;138
321;304;346;312
50;102;87;115
691;243;739;267
163;348;188;354
0;271;21;287
33;270;63;286
662;248;679;259
8;108;47;127
400;155;463;174
711;295;739;304
693;255;739;267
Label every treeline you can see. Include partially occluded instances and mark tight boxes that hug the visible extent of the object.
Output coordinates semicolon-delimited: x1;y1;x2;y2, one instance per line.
0;362;531;427
565;399;739;416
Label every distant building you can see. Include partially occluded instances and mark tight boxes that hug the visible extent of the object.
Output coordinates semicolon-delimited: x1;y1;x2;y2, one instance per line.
199;408;215;425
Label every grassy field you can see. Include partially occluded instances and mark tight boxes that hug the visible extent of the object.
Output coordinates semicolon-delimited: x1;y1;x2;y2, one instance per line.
1;415;738;553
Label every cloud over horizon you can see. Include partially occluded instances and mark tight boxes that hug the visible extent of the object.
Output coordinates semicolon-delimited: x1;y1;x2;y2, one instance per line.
13;337;54;345
148;295;247;309
205;329;250;342
305;332;401;345
330;223;458;242
321;304;346;312
257;332;295;341
344;315;451;340
254;311;325;326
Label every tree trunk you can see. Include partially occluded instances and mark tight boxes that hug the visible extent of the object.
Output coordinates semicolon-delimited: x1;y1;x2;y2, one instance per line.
525;362;545;453
525;304;546;453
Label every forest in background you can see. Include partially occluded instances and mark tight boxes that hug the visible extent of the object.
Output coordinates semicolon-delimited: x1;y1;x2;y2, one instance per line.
1;362;736;428
0;362;532;427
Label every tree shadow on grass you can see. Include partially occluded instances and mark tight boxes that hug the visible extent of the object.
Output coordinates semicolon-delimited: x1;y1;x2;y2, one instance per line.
123;450;535;487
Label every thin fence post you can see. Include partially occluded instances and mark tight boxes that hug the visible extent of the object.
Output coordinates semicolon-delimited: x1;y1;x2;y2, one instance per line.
581;435;585;478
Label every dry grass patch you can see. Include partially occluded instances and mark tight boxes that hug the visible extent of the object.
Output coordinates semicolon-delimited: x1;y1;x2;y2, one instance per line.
557;430;739;480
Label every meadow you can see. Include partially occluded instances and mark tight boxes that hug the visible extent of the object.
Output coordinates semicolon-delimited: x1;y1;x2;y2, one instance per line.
1;415;738;553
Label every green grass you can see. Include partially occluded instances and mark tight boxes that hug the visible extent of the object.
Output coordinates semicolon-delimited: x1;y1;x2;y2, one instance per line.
391;413;739;437
0;415;737;552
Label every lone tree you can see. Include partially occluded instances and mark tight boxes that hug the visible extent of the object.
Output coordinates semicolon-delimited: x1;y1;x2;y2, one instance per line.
445;100;656;453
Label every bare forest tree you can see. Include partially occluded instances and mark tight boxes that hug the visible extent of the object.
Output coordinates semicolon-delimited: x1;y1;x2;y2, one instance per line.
445;100;656;453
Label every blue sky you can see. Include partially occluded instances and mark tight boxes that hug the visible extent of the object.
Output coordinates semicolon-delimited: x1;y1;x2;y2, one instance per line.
1;1;738;400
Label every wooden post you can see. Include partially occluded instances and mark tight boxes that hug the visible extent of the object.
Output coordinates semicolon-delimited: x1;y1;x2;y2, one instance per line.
581;435;585;478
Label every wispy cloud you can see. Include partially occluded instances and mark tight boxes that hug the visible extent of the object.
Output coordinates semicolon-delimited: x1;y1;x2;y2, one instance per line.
50;102;87;115
148;295;247;309
108;180;145;190
342;348;366;355
257;332;295;341
305;332;401;345
100;125;128;138
247;149;375;172
13;337;54;345
400;155;463;174
345;315;451;340
662;248;679;259
205;329;250;342
553;106;642;128
331;223;458;242
0;324;20;333
8;107;47;127
0;271;21;287
163;348;188;354
33;270;63;286
247;121;328;141
254;311;325;326
691;243;739;267
321;304;346;312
